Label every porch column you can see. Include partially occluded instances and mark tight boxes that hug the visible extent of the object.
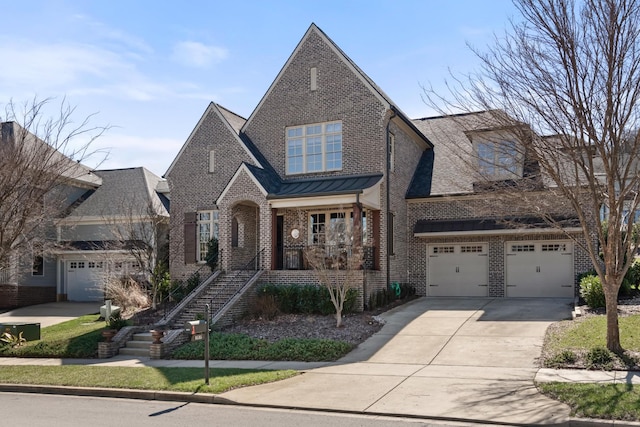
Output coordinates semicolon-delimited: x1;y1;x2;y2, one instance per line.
352;202;362;247
371;210;380;270
271;208;278;270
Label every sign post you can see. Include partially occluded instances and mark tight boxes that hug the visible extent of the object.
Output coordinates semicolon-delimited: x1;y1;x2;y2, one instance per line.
205;304;210;385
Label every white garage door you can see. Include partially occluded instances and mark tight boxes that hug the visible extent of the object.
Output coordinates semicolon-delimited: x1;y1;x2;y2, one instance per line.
427;243;488;297
66;260;104;302
505;241;574;297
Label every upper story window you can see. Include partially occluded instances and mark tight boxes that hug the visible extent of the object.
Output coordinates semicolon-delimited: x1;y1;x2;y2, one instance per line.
286;121;342;175
476;140;521;180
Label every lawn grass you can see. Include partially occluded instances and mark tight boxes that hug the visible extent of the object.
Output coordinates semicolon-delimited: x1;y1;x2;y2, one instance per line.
539;313;640;420
538;383;640;421
0;365;297;394
0;314;107;358
545;315;640;354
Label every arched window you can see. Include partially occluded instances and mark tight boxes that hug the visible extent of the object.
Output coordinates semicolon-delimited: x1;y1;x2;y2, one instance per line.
231;217;239;248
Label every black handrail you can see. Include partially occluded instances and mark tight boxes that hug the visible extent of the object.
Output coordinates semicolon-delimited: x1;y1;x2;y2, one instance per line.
207;247;265;322
282;244;376;270
161;249;224;319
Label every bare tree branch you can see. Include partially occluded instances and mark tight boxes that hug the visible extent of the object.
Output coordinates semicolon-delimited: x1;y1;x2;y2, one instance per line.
0;97;108;278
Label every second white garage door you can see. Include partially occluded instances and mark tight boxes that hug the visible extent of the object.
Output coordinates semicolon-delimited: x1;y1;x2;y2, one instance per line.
505;241;574;297
427;243;488;297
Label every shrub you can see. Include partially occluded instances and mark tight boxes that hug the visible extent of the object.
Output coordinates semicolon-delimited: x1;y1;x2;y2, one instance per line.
254;284;358;316
171;332;353;362
166;272;201;303
625;261;640;288
545;349;577;368
106;312;129;330
278;284;300;313
104;276;150;315
296;285;319;314
205;238;219;271
586;346;614;370
249;294;279;320
579;275;606;309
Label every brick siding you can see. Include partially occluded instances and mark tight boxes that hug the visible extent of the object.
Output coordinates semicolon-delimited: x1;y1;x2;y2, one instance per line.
0;284;56;309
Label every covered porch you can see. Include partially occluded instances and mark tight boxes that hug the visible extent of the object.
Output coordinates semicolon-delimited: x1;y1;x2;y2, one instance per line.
268;173;383;272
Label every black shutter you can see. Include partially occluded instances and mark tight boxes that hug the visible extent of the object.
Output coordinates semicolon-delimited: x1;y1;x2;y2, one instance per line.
184;212;197;264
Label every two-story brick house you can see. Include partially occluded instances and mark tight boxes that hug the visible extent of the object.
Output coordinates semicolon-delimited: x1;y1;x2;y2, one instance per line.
166;24;592;309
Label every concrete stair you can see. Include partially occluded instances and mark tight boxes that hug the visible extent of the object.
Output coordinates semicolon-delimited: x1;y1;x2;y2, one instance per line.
118;332;154;357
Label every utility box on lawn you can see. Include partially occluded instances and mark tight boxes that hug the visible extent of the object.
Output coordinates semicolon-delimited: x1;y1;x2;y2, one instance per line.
185;320;207;341
0;322;41;341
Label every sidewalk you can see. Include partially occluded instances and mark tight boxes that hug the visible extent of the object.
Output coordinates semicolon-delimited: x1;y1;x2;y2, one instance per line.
1;355;640;426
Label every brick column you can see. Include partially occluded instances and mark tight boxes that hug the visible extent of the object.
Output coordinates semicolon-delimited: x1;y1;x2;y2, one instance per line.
271;208;278;270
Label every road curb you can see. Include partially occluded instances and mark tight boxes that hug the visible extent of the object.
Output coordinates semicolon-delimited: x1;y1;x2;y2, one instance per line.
3;383;640;426
0;383;234;405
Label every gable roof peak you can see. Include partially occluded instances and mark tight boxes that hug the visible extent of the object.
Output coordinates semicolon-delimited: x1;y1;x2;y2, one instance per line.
242;23;393;132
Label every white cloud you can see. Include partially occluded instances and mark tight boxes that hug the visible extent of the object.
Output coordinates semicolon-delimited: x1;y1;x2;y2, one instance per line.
171;41;228;68
71;14;154;55
84;133;183;176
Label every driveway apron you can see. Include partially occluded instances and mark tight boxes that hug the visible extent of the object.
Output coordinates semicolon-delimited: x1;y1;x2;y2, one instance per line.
221;297;575;425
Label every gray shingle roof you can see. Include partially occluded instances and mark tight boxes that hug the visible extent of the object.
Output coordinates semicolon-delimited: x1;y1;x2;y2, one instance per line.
411;111;519;197
67;167;169;218
414;216;581;235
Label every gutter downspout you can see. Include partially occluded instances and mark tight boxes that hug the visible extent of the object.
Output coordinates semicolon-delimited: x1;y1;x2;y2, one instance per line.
386;108;396;293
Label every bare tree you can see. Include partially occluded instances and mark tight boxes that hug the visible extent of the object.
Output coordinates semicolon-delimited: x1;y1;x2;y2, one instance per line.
101;192;170;310
424;0;640;352
0;97;107;279
304;211;364;328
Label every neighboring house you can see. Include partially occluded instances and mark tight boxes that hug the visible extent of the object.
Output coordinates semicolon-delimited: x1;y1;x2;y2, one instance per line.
0;122;169;308
165;23;592;307
0;121;101;308
56;167;170;302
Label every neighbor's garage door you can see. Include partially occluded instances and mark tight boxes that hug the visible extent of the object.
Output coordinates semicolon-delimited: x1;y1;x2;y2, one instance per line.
505;241;574;297
66;260;104;301
427;243;488;297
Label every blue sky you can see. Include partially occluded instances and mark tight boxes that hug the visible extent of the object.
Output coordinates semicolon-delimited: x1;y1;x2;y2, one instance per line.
0;0;519;176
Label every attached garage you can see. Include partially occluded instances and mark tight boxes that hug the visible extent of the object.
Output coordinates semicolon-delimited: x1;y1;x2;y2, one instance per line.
66;260;105;302
505;240;574;297
427;243;488;297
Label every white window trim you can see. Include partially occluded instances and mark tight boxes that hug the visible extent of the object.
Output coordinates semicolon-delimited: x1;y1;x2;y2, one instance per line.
474;140;523;180
286;121;342;175
196;210;219;263
308;209;367;245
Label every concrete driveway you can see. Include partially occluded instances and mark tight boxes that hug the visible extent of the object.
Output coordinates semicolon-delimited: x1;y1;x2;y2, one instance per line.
0;302;101;328
222;297;575;425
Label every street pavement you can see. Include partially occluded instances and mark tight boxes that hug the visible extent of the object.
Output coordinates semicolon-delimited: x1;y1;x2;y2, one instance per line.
2;298;640;426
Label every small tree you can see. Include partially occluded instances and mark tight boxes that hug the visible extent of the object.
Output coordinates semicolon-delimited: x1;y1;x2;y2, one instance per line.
304;212;364;328
205;237;219;272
